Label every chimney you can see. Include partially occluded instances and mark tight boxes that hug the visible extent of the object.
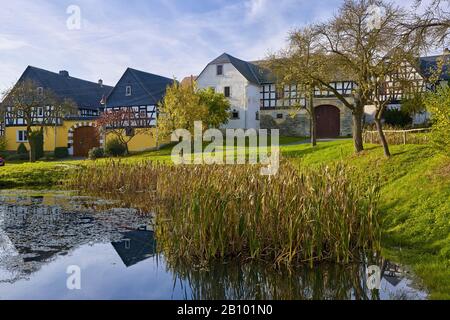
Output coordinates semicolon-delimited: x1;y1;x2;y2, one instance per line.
59;70;69;77
98;79;103;87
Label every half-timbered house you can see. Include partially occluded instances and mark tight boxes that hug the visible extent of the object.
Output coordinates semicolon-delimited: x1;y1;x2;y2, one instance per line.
1;66;113;157
197;52;449;138
104;68;174;152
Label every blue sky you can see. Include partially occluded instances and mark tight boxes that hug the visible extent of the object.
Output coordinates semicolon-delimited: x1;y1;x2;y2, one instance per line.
0;0;431;93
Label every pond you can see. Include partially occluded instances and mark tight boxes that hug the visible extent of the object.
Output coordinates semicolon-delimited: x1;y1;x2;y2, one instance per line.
0;190;428;300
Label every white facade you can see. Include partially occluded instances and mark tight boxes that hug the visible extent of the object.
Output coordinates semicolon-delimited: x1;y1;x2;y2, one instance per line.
197;63;260;130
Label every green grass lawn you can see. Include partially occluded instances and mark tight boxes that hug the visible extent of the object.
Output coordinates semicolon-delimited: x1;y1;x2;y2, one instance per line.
0;139;448;298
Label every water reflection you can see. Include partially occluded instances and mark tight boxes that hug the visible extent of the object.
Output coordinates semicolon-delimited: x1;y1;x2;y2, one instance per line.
0;191;427;300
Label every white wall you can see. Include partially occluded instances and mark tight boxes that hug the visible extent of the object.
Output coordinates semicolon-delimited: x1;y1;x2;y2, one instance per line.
197;63;259;130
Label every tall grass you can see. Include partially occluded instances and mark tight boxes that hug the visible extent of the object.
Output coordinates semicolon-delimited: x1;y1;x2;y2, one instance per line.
67;160;381;266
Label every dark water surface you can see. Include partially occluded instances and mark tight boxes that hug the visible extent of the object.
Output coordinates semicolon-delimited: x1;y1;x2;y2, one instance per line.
0;190;427;300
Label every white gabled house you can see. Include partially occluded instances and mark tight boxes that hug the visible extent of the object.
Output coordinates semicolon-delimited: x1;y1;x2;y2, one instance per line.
196;53;267;130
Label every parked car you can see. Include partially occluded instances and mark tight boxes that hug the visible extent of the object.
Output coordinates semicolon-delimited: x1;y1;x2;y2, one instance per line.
0;157;4;166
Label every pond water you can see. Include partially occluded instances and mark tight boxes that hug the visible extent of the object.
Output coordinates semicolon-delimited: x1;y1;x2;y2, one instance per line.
0;190;428;300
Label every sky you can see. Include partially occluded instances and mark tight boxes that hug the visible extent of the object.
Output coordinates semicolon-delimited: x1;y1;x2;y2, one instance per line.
0;0;436;94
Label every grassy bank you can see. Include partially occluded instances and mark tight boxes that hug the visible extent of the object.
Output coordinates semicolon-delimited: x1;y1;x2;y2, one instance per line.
285;141;450;299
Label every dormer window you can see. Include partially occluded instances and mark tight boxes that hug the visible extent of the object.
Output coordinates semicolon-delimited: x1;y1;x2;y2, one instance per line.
126;86;132;96
217;65;223;76
37;87;44;95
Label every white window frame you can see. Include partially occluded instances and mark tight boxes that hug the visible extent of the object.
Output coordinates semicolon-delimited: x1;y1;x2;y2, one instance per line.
126;86;132;96
17;130;28;142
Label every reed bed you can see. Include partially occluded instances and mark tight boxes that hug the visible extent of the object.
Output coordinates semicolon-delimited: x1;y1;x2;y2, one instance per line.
67;160;381;266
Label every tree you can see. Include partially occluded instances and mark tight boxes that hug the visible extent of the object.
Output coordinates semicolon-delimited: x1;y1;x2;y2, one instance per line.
424;85;450;156
95;109;152;154
267;27;325;147
157;82;230;138
312;0;426;157
0;79;76;162
406;0;450;47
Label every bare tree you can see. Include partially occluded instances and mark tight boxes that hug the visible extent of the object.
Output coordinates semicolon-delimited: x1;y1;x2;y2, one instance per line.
267;27;326;147
407;0;450;47
0;79;76;162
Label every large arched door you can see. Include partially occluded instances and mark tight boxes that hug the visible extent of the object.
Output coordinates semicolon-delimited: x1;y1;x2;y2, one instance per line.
73;126;100;157
315;105;341;138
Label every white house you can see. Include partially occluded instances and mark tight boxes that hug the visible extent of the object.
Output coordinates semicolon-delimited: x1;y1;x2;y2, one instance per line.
196;53;264;130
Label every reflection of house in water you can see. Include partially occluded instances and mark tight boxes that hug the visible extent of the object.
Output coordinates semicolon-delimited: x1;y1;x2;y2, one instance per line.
111;228;157;267
0;193;152;282
382;261;404;287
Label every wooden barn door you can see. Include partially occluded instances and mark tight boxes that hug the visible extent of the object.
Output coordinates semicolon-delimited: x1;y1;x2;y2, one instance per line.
73;126;100;157
315;105;341;138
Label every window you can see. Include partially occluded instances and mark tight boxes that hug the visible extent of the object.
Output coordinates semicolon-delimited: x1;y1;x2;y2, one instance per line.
37;107;44;117
231;110;240;120
217;65;223;76
17;130;28;142
37;87;43;95
255;111;259;121
276;113;284;119
224;86;231;98
126;86;132;96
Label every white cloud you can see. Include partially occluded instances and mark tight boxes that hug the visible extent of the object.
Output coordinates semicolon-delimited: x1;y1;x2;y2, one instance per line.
0;35;29;50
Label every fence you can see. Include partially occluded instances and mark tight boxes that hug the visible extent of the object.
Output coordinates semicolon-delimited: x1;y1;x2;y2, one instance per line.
363;128;431;145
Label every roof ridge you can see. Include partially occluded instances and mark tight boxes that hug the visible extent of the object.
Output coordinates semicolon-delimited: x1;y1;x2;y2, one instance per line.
27;65;112;88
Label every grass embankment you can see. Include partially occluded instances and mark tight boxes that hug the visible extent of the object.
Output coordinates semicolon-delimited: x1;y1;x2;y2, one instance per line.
285;140;450;299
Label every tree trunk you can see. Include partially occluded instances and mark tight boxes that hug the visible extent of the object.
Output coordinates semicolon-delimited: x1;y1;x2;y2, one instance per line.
352;108;364;153
374;118;391;158
309;93;317;147
26;126;36;163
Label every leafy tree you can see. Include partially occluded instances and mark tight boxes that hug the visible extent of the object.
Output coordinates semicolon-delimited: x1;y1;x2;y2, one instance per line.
158;82;230;138
198;87;231;129
424;85;450;155
0;79;76;162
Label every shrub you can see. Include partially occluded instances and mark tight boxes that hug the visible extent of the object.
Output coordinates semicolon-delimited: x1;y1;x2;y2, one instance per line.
383;108;412;128
88;147;104;160
17;143;29;160
424;86;450;156
54;147;69;159
105;138;127;157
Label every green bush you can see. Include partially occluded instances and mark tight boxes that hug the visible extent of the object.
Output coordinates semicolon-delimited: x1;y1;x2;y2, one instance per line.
425;86;450;155
105;138;127;157
88;147;104;160
54;147;69;159
17;143;29;160
383;108;412;128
